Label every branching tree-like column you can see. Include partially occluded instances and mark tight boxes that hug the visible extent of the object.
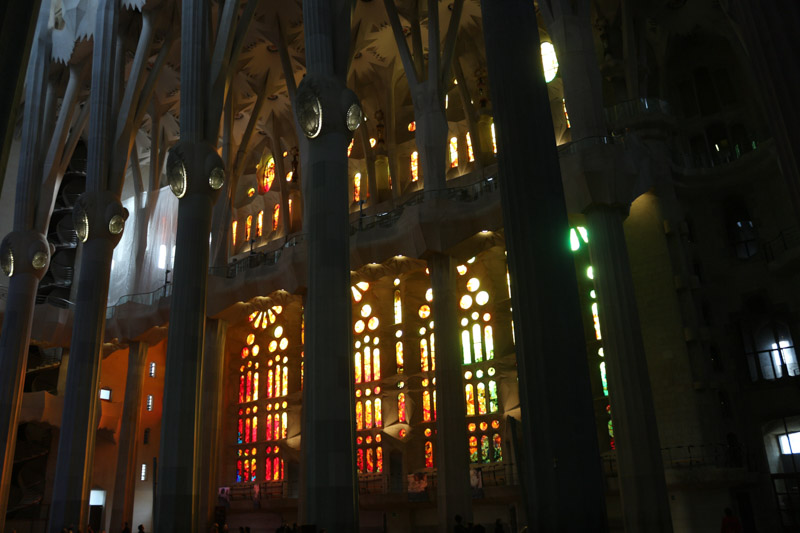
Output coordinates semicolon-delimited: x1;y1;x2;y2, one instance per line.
540;1;674;530
480;0;608;530
382;0;464;191
48;2;171;530
296;0;361;530
154;0;255;529
0;3;54;529
108;342;148;531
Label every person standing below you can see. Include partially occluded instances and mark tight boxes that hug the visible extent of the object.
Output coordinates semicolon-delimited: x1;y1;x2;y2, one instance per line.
454;515;469;533
122;522;131;533
720;508;742;533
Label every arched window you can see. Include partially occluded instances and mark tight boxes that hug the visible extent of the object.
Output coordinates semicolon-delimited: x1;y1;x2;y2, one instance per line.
488;380;498;412
266;414;273;440
374;398;382;427
410;151;419;181
477;382;487;415
256;211;264;237
424;440;434;468
246;371;252;402
267;369;274;399
465;384;475;415
449;137;458;168
354;173;361;203
394;290;402;324
355;352;362;383
420;339;429;371
462;330;472;364
365;399;373;429
373;348;381;381
484;326;494;359
466;132;474;162
398;393;406;423
232;220;238;247
245;418;251;443
364;347;372;382
395;341;404;374
423;390;432;421
272;205;280;231
245;215;252;242
356;401;363;430
253;372;259;401
472;324;483;362
252;416;258;443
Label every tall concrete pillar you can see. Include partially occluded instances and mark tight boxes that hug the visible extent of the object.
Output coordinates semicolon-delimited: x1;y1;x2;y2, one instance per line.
154;0;224;529
48;0;128;530
296;0;359;531
428;253;472;533
480;1;608;530
0;4;52;529
108;342;148;532
196;319;228;529
585;205;673;532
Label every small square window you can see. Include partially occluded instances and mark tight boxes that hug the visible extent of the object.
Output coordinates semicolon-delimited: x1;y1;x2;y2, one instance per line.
149;362;156;378
140;463;147;481
146;395;154;411
99;388;111;401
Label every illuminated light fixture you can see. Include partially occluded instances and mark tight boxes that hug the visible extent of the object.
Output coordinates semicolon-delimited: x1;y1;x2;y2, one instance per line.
74;207;90;243
540;42;559;83
31;251;48;270
297;91;323;138
209;167;225;190
166;151;188;198
108;215;125;235
346;103;363;131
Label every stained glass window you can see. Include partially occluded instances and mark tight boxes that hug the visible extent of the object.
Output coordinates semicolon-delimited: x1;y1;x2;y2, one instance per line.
374;398;382;427
491;123;497;154
252;416;258;443
469;436;478;462
480;434;490;462
376;446;383;472
462;330;471;364
477;382;487;415
245;215;252;242
429;333;435;371
394;290;402;324
395;341;404;374
449;137;458;168
257;211;264;237
356;401;363;430
354;173;361;203
357;449;364;472
273;205;280;231
282;369;288;396
232;220;238;247
472;324;483;362
267;369;274;399
238;418;243;444
600;362;609;396
246;371;252;402
365;399;373;429
423;390;432;422
239;375;244;403
411;151;419;181
253;372;259;401
281;412;287;438
347;138;354;157
484;326;494;359
245;418;251;443
288;199;293;224
266;414;273;440
398;393;406;423
420;339;429;371
493;433;502;461
488;380;498;412
355;352;362;383
592;302;602;340
466;132;474;162
366;448;374;472
365;347;372;382
425;440;434;468
465;384;475;415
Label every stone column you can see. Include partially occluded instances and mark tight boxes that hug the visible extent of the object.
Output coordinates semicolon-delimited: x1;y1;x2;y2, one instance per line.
297;1;359;530
49;0;127;530
196;319;228;528
153;0;225;529
0;4;52;529
585;204;673;532
480;1;608;530
109;342;148;532
428;253;472;533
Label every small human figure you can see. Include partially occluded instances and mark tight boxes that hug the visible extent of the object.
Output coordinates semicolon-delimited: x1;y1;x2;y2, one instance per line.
454;515;469;533
137;525;145;533
720;507;742;533
122;522;131;533
494;518;505;533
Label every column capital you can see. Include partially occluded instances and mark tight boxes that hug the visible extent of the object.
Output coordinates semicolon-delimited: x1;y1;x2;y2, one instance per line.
560;139;647;215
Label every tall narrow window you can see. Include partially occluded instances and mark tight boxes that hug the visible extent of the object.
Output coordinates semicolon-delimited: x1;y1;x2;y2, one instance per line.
465;384;475;415
239;375;245;403
252;416;258;443
394;290;402;324
246;371;252;402
477;382;487;415
462;330;472;364
257;210;264;237
420;339;429;372
147;395;153;411
488;380;498;412
493;433;503;461
288;199;293;226
469;436;478;462
484;326;494;359
429;333;435;371
272;205;280;231
424;440;434;468
232;220;238;247
282;369;288;396
245;215;253;242
395;341;404;374
376;446;383;472
491;123;497;154
266;414;273;440
267;369;274;398
141;463;147;481
423;390;432;421
354;173;361;203
356;401;363;430
365;399;373;429
355;352;362;383
365;347;372;382
366;448;374;472
411;151;419;181
253;372;259;401
398;393;406;423
466;132;475;162
374;398;382;427
281;412;287;438
449;136;459;168
472;324;483;362
562;98;570;129
245;418;251;443
373;349;381;381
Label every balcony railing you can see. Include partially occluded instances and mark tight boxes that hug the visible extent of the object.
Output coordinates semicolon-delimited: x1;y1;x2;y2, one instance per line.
602;442;753;474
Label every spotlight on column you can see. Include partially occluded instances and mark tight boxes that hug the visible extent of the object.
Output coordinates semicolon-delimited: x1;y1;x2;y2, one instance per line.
166;148;188;198
74;206;89;243
297;87;323;139
31;251;48;270
346;103;363;132
209;167;225;190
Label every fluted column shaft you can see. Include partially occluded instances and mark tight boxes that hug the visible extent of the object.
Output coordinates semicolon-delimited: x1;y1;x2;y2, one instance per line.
586;205;673;532
480;0;608;530
429;253;472;533
109;342;148;532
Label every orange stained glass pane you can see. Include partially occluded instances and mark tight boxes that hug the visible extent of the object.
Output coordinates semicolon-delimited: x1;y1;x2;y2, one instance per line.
281;412;287;438
252;416;258;443
232;220;238;247
257;211;263;237
267;369;273;399
420;339;429;372
398;393;406;423
265;456;272;480
354;173;361;203
273;204;280;231
449;136;458;168
374;398;382;427
274;365;281;397
282;368;288;396
366;448;374;473
466;132;474;162
273;413;279;440
288;199;293;225
266;414;273;440
245;417;251;443
253;372;259;401
465;384;475;415
477;382;487;415
365;399;373;429
266;157;276;191
245;215;252;242
376;446;383;473
394;290;402;324
433;390;437;420
430;333;435;371
411;151;419;181
356;401;363;430
246;371;252;402
424;440;433;468
364;347;372;382
373;349;381;380
357;449;364;472
395;341;404;373
355;352;362;383
423;390;431;422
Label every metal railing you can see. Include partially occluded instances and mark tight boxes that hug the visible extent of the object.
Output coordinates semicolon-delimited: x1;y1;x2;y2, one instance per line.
605;97;672;127
602;442;753;474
